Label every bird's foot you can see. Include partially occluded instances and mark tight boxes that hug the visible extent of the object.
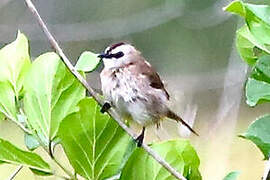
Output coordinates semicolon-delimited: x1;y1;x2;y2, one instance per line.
135;134;144;147
135;127;145;147
100;102;111;113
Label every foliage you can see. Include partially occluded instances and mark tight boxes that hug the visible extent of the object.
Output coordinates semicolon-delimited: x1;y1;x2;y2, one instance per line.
23;52;85;144
24;134;40;151
240;115;270;159
246;55;270;106
120;140;201;180
0;31;30;98
223;171;240;180
0;138;51;175
75;51;100;72
58;98;131;179
225;0;270;165
0;31;201;179
0;31;30;125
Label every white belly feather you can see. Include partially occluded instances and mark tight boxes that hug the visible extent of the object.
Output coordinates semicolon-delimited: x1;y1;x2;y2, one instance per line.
100;68;155;126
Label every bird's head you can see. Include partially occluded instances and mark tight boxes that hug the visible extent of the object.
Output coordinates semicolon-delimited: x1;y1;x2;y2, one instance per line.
98;42;140;69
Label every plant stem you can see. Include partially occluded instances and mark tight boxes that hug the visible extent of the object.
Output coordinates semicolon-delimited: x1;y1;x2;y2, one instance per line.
6;165;23;180
74;172;78;180
12;120;32;134
49;140;53;158
12;104;73;179
52;156;74;179
24;0;187;179
2;111;32;134
39;143;74;179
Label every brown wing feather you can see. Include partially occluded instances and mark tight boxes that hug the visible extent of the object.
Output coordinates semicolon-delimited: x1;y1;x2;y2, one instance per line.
133;59;170;100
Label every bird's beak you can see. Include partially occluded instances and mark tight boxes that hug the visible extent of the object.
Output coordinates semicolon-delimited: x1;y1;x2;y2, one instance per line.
97;53;106;59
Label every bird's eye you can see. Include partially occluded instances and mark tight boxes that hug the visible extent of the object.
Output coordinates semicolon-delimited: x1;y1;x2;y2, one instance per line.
99;51;124;59
113;51;124;59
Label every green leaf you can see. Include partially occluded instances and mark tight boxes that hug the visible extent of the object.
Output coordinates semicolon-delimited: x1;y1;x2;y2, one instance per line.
118;139;137;171
30;168;52;176
240;114;270;159
23;52;85;144
120;140;201;180
236;25;267;65
246;78;270;106
223;171;240;180
24;134;40;151
250;55;270;82
225;1;270;53
0;138;51;174
0;31;30;122
58;97;131;180
246;55;270;106
0;31;31;98
224;1;246;17
75;51;100;72
0;81;17;121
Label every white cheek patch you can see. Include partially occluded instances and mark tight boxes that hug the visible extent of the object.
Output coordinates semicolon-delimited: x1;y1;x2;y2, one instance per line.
102;58;114;68
105;47;110;54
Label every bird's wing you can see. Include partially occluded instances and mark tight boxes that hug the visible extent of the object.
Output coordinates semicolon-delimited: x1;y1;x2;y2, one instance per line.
128;59;170;100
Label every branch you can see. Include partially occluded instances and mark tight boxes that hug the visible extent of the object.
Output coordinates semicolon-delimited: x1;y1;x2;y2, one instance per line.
6;165;23;180
24;0;186;179
263;157;270;180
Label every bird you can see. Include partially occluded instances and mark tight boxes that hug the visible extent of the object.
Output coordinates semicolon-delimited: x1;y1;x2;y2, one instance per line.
98;42;198;146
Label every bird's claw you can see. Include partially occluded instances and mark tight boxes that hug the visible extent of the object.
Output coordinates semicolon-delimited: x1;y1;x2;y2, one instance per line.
135;134;144;147
100;102;111;113
135;127;145;147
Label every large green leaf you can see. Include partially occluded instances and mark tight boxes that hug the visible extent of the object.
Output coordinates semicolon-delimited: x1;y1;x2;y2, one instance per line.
75;51;100;72
0;138;51;174
0;31;30;122
58;98;131;180
240;114;270;159
223;171;240;180
245;55;270;106
225;1;270;53
120;140;201;180
23;52;85;144
0;31;31;97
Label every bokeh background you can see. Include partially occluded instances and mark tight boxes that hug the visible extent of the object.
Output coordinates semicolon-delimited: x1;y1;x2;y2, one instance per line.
1;0;270;179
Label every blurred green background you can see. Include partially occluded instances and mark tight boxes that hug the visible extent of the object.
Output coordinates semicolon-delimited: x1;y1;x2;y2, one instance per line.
1;0;270;179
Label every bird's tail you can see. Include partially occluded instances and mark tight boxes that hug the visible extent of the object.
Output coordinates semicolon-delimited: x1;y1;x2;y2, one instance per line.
167;110;199;136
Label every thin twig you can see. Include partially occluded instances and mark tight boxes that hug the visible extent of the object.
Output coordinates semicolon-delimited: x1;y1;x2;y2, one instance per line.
12;119;32;134
16;111;73;178
2;111;32;134
263;157;270;180
24;0;187;179
48;141;53;158
6;165;23;180
39;143;74;179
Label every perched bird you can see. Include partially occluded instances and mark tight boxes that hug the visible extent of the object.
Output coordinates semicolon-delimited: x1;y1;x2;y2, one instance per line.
98;42;198;146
